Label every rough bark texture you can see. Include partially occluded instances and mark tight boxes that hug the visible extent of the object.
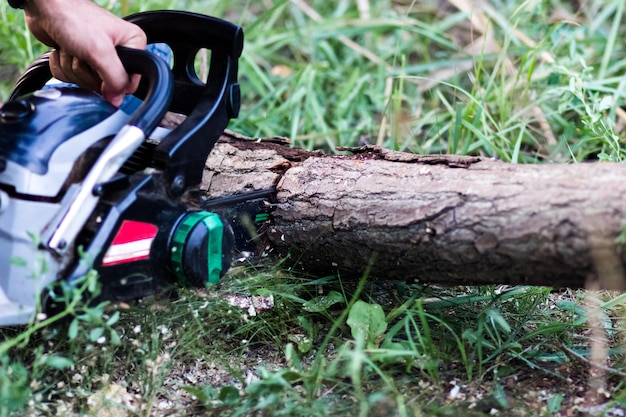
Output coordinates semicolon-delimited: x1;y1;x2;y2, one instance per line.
202;132;626;289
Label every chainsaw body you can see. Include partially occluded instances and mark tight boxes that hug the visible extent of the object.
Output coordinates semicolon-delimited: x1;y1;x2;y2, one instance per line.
0;11;266;325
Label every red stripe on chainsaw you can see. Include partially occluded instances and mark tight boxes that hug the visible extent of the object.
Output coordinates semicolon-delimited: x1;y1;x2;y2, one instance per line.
102;220;158;266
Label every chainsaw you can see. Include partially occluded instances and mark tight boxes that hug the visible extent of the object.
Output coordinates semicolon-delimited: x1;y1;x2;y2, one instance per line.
0;11;272;325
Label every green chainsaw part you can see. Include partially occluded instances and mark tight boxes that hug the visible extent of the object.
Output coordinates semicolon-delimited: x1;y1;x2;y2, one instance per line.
170;211;224;286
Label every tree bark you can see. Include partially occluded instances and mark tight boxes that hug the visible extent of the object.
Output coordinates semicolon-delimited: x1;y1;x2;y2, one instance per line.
201;132;626;290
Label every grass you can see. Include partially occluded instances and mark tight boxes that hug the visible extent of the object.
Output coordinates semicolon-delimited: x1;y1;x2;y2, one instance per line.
3;0;626;415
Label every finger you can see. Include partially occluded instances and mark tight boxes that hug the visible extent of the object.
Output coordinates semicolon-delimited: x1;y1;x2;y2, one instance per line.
48;50;63;80
94;25;146;105
56;50;76;83
95;54;131;107
48;50;70;83
53;49;133;107
89;40;142;106
127;73;142;96
51;50;101;92
69;56;103;92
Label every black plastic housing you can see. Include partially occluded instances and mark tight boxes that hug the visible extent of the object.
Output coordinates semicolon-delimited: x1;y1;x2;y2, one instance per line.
125;11;243;196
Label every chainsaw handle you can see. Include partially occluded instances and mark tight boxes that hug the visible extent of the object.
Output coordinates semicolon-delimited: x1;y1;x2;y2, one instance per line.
8;52;52;101
124;10;243;194
115;46;173;135
125;10;243;115
9;46;173;136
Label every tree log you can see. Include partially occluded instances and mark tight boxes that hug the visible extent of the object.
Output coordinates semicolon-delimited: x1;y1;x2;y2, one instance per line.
201;132;626;290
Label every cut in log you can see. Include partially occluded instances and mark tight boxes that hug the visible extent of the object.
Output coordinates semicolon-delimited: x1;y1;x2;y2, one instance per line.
201;132;626;290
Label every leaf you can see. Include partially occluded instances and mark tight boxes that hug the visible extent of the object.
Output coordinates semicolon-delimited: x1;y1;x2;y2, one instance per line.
547;393;564;413
86;270;99;293
68;318;79;340
109;329;121;346
487;308;511;334
106;311;120;326
26;231;41;247
287;333;312;353
218;386;240;405
303;291;344;312
347;301;387;346
492;382;508;408
45;355;73;370
89;327;105;342
181;386;217;405
284;343;302;371
596;95;613;112
0;358;29;411
555;300;587;325
600;290;626;310
297;315;313;334
9;257;27;267
291;315;314;353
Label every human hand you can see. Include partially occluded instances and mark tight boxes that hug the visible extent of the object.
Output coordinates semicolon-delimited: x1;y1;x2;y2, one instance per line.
23;0;147;106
